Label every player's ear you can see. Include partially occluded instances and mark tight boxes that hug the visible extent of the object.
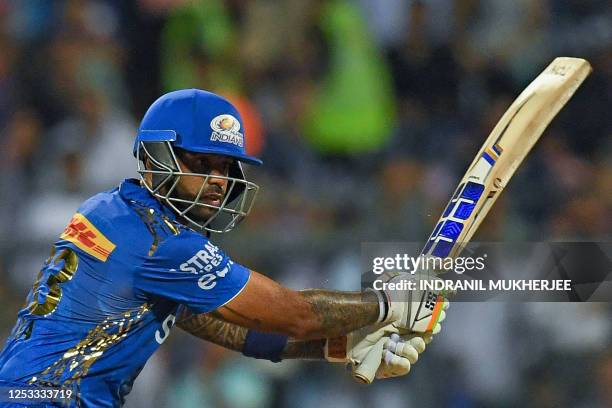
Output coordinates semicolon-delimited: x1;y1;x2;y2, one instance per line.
143;156;151;170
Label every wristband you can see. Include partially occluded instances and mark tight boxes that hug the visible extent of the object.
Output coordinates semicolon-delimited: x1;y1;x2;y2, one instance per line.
242;330;288;363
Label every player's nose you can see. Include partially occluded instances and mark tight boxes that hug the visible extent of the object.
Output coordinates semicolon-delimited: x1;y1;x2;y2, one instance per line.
206;169;227;190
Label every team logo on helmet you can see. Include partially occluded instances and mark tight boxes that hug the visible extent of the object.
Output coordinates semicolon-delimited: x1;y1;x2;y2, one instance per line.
210;114;244;147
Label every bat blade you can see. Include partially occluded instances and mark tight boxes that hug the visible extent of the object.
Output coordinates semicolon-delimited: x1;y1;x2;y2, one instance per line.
421;57;592;260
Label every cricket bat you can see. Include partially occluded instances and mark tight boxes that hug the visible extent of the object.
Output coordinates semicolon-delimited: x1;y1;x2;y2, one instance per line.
420;57;591;260
353;57;591;384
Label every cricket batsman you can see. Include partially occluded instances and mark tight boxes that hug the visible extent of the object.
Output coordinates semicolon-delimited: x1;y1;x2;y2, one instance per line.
0;89;448;407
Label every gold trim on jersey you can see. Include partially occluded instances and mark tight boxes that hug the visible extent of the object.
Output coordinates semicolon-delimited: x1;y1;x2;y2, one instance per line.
133;207;181;256
28;304;150;389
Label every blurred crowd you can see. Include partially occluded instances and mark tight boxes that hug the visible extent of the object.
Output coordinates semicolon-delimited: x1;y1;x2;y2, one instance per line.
0;0;610;407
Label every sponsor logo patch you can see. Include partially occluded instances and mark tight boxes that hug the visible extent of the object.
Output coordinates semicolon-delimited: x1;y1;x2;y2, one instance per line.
179;241;231;290
60;213;116;261
210;114;244;147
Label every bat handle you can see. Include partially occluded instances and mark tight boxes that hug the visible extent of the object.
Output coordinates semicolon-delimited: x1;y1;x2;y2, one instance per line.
352;338;387;384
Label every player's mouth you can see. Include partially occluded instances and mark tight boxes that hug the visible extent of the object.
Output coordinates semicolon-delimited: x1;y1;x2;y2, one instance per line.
201;192;223;207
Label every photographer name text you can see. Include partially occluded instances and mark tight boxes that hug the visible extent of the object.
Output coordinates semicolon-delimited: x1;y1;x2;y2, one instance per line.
373;279;573;292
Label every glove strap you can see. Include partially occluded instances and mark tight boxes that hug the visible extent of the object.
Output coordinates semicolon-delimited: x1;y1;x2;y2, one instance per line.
367;288;388;323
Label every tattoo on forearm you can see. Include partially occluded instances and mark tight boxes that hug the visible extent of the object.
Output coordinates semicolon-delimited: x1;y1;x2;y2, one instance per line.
178;310;326;360
177;310;327;360
176;310;247;352
300;289;380;339
282;339;326;360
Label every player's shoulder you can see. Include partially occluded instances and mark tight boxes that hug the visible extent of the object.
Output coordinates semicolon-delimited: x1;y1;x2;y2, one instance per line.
60;179;182;259
72;182;144;239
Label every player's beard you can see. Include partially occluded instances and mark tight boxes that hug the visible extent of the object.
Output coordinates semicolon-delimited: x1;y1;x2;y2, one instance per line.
171;181;225;226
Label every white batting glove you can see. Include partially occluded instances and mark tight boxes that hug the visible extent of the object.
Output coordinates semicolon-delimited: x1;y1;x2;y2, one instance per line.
324;324;427;384
372;272;450;334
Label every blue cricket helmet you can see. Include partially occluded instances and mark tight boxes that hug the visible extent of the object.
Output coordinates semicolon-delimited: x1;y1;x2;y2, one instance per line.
134;89;261;233
134;89;262;165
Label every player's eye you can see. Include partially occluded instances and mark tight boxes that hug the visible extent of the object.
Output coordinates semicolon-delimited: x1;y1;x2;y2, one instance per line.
175;149;230;176
196;159;230;177
183;156;211;174
195;159;212;173
220;161;231;176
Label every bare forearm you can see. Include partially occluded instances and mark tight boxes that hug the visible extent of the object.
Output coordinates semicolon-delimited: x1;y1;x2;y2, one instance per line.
226;289;380;339
296;289;380;339
217;272;381;340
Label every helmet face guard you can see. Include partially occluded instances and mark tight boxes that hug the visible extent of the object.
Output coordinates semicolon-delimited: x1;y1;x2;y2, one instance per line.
133;89;263;234
136;141;259;233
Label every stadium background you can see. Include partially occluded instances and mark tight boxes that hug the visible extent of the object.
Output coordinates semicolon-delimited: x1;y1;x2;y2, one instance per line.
0;0;610;407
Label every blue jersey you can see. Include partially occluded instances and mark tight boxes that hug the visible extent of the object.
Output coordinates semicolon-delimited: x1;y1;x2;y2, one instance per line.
0;179;251;407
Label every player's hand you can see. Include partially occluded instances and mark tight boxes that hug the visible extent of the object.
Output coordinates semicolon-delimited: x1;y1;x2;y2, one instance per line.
374;333;427;379
374;271;450;334
350;332;427;383
324;324;426;384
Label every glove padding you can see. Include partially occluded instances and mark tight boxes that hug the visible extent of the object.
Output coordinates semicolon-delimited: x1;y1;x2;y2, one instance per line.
377;334;426;378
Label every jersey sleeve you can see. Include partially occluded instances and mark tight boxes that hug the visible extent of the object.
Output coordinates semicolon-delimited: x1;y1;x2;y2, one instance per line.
134;233;250;314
